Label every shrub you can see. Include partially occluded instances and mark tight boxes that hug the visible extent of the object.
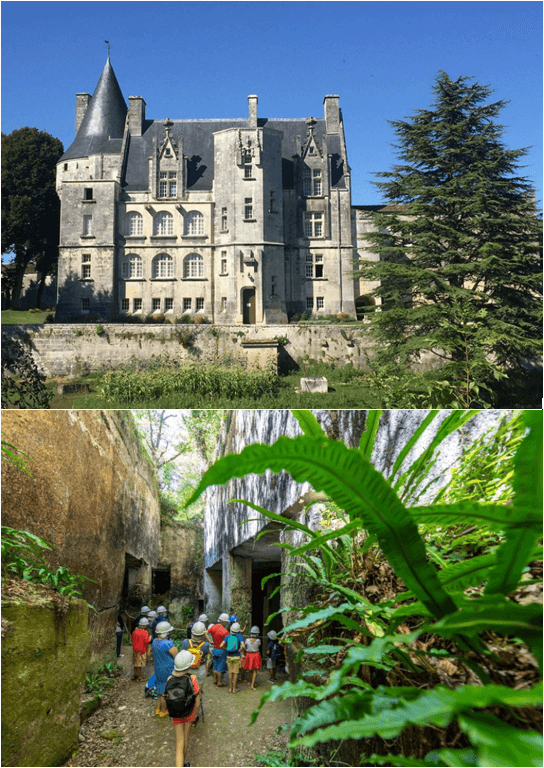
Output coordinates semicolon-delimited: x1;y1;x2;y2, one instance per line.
1;335;53;409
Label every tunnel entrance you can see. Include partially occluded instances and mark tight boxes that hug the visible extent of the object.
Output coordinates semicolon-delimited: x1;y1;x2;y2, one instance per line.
152;567;171;595
252;564;282;635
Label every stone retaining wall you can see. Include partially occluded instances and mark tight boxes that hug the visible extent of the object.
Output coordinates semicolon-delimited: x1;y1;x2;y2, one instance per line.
2;323;381;378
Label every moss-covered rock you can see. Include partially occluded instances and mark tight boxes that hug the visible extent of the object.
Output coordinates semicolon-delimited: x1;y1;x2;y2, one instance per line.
1;599;91;767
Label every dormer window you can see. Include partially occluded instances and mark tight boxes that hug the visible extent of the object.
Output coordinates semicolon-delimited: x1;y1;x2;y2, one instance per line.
159;171;177;198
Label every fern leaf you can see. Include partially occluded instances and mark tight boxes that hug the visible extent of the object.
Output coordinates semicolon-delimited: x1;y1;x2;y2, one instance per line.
359;409;382;460
291;682;543;745
513;410;542;513
427;601;542;672
188;435;458;619
409;501;539;530
485;526;542;597
458;711;543;768
291;410;326;438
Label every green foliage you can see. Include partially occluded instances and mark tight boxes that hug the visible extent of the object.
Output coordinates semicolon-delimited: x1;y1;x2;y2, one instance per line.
1;525;95;601
1;335;54;409
187;409;542;766
99;359;280;404
95;324;105;336
1;434;33;476
358;72;543;407
1;127;64;309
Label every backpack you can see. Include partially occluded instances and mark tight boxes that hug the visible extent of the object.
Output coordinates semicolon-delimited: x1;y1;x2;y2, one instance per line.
187;639;205;668
271;641;285;662
164;674;196;719
225;634;241;654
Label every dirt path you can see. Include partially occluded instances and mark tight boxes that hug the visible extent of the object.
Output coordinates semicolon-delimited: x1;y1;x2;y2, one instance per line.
67;642;291;767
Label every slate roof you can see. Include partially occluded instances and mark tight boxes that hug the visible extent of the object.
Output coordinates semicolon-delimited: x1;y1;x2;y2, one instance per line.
61;60;345;190
60;58;127;161
124;118;345;191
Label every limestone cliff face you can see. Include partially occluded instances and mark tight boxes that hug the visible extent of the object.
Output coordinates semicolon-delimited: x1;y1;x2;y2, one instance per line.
1;410;160;660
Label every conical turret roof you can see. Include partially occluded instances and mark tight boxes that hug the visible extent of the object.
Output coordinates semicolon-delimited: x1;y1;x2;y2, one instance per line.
61;58;127;161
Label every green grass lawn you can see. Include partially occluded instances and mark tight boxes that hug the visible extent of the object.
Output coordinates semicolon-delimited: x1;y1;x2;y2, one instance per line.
2;309;52;324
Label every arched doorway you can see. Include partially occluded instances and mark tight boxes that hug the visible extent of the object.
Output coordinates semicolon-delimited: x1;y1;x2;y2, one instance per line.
355;295;376;320
242;287;256;324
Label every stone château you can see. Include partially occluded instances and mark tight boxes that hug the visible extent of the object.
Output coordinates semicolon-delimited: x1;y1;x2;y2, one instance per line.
56;57;377;324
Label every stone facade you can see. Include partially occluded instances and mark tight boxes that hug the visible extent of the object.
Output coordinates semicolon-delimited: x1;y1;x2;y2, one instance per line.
55;58;375;325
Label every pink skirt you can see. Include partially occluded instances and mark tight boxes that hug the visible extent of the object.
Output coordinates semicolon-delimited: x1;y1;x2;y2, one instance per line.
243;651;262;670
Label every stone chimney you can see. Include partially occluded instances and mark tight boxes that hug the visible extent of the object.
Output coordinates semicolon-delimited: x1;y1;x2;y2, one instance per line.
248;95;258;130
128;96;146;137
75;93;91;134
323;95;340;133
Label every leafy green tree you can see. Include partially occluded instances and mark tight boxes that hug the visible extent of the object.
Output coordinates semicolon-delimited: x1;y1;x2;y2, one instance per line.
358;72;542;407
1;127;63;309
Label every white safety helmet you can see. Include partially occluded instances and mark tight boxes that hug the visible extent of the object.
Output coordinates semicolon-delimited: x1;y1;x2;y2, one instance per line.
218;612;230;623
157;606;167;614
174;650;195;672
138;617;149;627
230;622;241;634
147;611;157;619
198;614;208;623
250;626;259;635
140;605;150;613
267;630;277;640
156;620;173;635
192;621;206;637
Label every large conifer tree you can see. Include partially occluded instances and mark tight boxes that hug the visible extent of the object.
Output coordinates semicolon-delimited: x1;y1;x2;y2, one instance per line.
359;72;542;406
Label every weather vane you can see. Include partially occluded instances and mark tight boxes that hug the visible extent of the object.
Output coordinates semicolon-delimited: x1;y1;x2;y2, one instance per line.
105;40;110;58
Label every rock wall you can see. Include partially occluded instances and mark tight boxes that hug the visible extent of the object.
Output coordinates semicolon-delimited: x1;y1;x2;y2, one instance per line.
1;410;160;663
158;521;204;627
2;323;384;378
1;599;91;767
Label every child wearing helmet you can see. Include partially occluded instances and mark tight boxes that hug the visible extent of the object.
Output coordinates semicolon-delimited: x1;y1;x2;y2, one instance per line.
166;651;201;768
152;620;179;716
220;621;245;693
243;626;262;690
133;605;150;632
131;617;152;681
207;613;230;687
266;630;284;683
181;621;210;686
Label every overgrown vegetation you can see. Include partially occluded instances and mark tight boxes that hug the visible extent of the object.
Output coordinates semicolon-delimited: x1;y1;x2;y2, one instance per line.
187;410;542;767
1;334;54;408
1;438;95;606
99;358;280;404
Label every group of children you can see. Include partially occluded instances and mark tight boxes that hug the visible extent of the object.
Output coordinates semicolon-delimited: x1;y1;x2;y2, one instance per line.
129;606;286;767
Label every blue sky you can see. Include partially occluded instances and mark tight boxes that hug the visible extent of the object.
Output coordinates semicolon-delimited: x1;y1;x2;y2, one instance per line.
2;0;542;205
